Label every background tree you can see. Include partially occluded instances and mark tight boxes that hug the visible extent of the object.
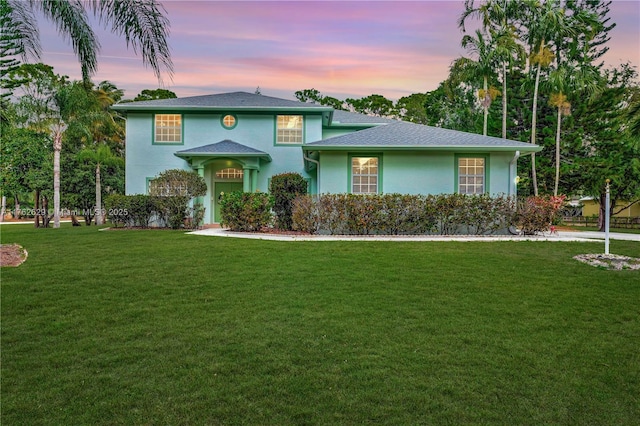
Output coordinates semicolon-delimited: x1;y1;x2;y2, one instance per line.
569;63;640;230
295;88;324;104
132;88;177;102
396;93;428;124
345;94;395;117
0;109;51;225
295;88;346;110
78;145;123;225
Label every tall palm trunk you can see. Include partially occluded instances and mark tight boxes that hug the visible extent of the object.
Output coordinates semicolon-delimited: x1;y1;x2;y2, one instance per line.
53;130;62;228
530;59;542;196
95;163;103;225
502;61;507;139
482;76;489;136
554;106;563;196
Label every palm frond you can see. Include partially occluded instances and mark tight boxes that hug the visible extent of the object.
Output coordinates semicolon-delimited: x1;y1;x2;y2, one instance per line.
29;0;99;81
3;0;41;61
89;0;173;83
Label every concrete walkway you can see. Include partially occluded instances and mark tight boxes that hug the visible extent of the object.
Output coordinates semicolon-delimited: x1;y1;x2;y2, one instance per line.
189;228;639;242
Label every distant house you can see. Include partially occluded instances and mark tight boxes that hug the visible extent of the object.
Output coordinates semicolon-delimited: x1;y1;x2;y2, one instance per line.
112;91;541;224
579;197;640;218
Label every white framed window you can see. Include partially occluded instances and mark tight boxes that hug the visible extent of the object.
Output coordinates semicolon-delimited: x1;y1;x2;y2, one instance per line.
351;156;379;194
154;114;182;144
215;168;244;179
276;115;303;144
458;157;485;194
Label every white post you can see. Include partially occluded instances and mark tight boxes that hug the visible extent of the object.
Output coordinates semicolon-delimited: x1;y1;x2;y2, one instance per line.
0;196;5;222
605;179;610;255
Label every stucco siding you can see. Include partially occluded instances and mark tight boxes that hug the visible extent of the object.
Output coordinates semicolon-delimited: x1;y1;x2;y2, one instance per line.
383;152;454;194
126;113;324;196
316;151;515;196
318;152;349;193
125;113;189;194
488;152;514;195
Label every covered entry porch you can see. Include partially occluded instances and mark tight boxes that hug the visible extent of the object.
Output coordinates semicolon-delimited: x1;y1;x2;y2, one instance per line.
175;140;271;223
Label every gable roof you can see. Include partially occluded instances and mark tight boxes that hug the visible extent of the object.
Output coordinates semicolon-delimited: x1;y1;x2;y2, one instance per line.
304;121;542;153
175;140;272;161
112;91;332;113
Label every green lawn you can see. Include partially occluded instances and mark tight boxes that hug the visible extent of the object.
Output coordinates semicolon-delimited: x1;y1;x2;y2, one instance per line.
2;224;639;425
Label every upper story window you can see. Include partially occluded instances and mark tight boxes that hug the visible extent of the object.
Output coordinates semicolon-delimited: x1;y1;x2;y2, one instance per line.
276;115;303;144
221;114;237;129
351;156;380;194
154;114;182;144
458;157;486;194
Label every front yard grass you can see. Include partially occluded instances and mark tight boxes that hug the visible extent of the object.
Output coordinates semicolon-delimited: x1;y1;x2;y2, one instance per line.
1;224;639;425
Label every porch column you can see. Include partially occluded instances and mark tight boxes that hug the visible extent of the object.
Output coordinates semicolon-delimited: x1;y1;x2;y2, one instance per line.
251;168;258;192
195;165;205;205
243;167;251;192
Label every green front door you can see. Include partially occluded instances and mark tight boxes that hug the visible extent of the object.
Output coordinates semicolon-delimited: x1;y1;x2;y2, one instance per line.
214;182;243;223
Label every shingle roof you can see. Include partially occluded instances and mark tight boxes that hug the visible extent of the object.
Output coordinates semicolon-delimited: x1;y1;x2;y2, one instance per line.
175;140;271;160
304;121;541;152
330;110;398;125
113;91;331;112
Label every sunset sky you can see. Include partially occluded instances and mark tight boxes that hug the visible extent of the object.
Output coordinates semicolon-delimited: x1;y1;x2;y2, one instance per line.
35;0;640;101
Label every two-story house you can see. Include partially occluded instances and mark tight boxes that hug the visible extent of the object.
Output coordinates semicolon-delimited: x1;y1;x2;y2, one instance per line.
112;91;541;224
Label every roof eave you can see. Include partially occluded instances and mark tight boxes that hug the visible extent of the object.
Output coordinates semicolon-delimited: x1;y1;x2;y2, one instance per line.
325;122;389;128
301;145;542;153
112;105;333;114
174;152;272;162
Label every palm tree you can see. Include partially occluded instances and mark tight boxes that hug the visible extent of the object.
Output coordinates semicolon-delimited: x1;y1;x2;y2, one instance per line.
547;63;601;196
78;144;123;225
4;0;172;83
493;24;525;139
522;0;601;195
458;0;523;138
51;82;89;228
459;29;499;136
520;0;570;195
548;91;571;196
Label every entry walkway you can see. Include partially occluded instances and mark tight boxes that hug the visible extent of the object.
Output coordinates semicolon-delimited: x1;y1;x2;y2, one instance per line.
189;228;639;242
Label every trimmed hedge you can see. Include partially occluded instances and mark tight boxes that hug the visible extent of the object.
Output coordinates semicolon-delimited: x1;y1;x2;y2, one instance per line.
104;194;204;229
292;193;560;236
269;172;308;230
219;191;273;231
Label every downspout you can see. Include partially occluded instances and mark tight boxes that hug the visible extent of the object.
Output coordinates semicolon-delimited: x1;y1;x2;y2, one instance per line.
303;152;320;194
509;151;520;196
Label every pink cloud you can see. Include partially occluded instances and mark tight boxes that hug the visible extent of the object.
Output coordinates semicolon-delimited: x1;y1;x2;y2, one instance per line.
34;0;639;101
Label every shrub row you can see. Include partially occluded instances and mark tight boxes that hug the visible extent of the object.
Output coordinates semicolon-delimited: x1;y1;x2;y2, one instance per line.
291;193;515;235
291;193;564;236
219;191;273;231
104;194;204;229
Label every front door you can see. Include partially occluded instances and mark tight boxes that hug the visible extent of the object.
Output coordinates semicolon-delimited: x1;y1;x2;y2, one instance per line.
214;182;243;223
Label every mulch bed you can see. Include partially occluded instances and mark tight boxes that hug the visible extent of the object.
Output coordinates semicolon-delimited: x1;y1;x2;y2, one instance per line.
574;253;640;270
0;244;28;267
